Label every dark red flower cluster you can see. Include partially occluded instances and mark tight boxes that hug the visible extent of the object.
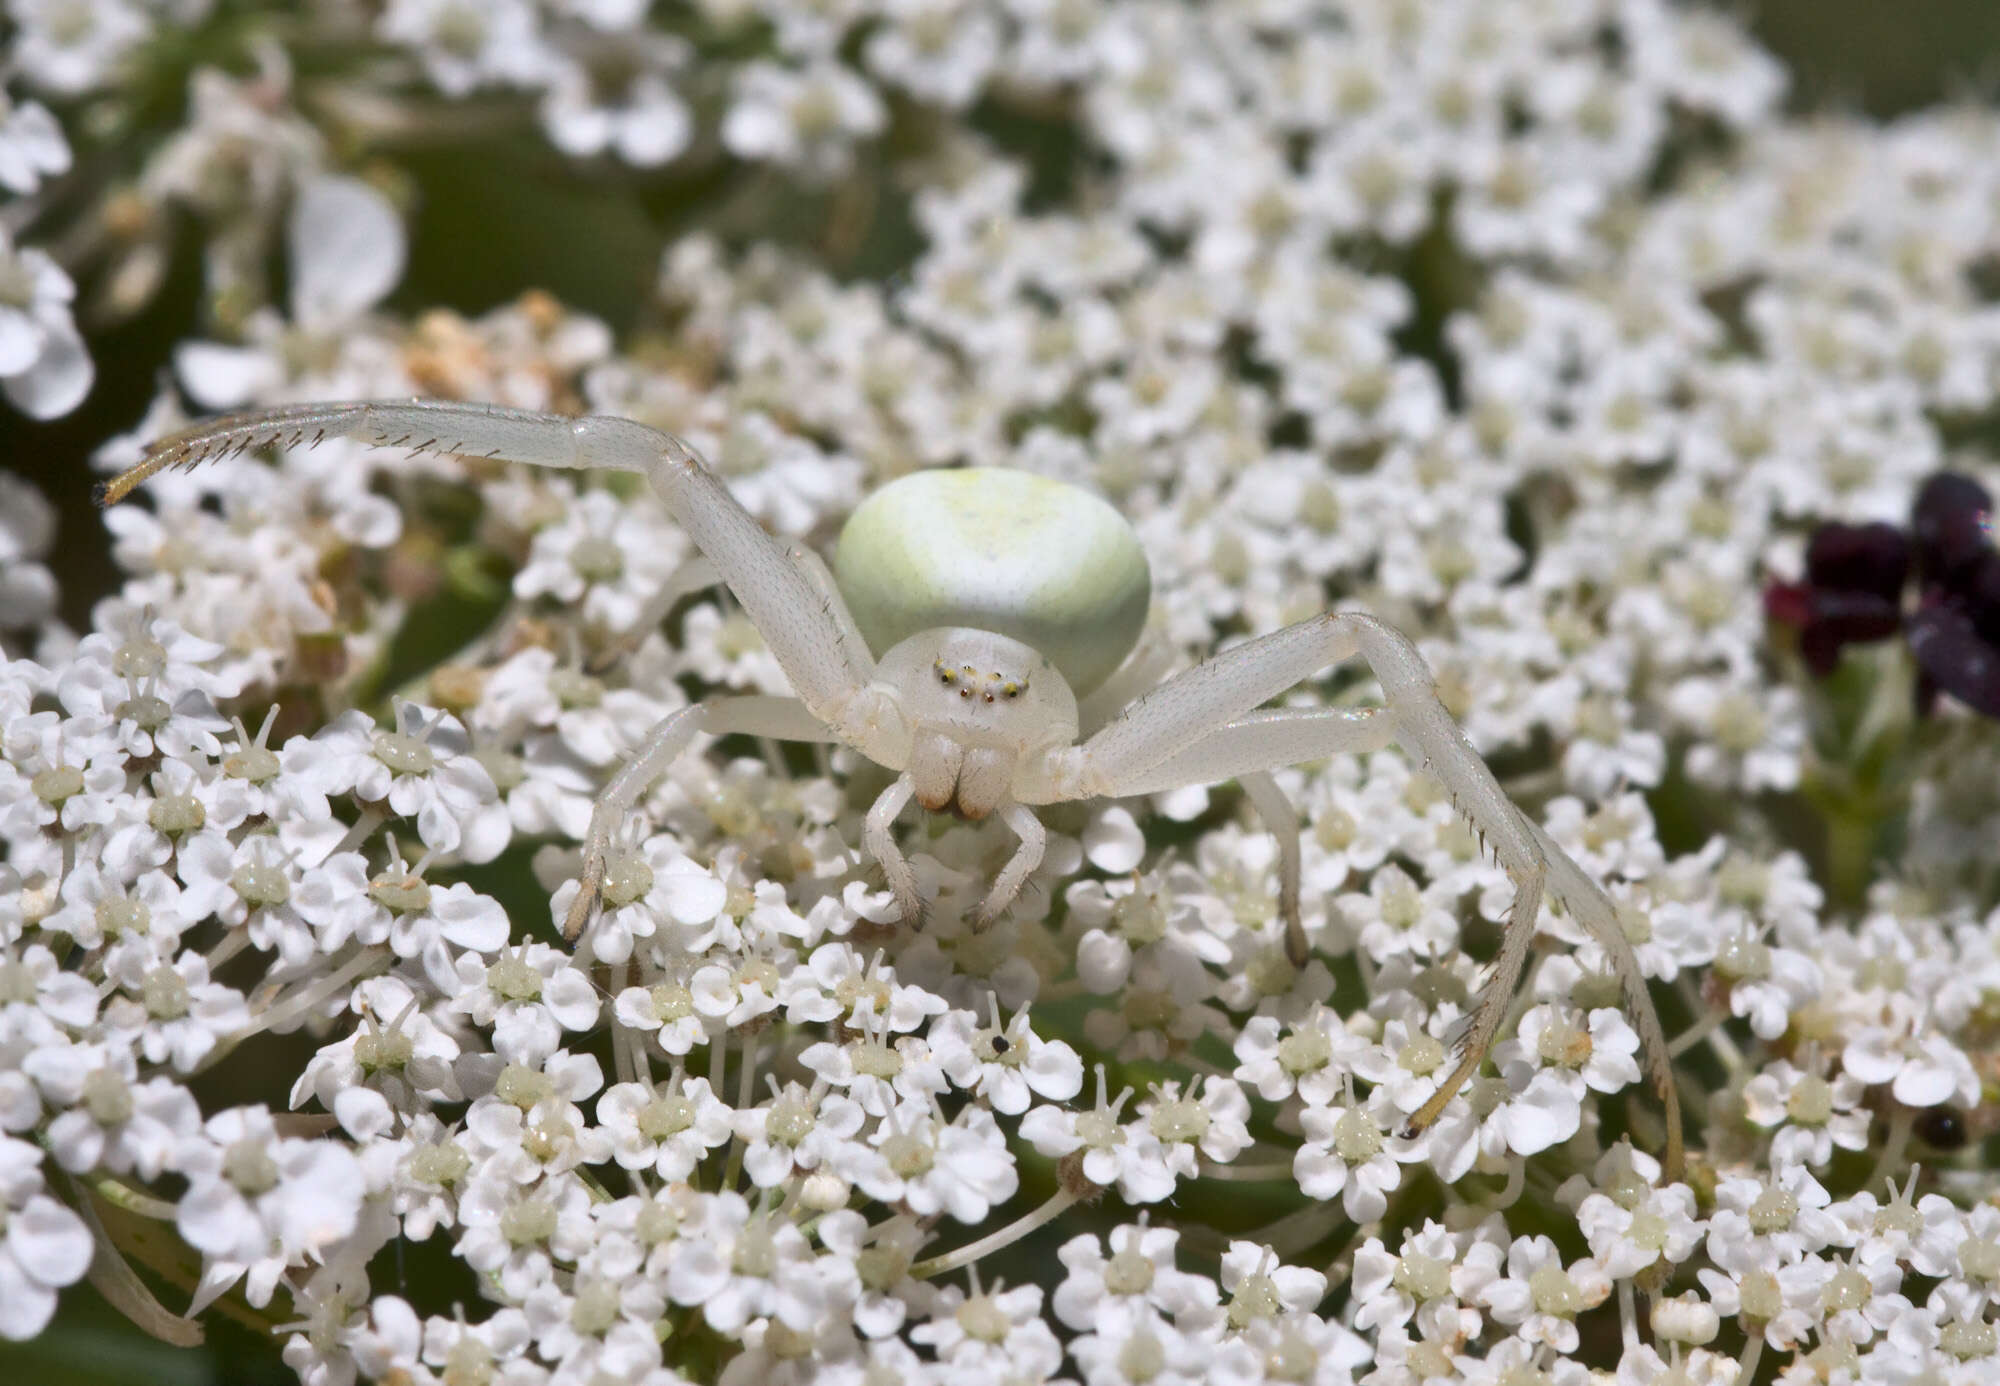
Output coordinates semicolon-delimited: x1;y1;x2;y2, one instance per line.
1765;473;2000;716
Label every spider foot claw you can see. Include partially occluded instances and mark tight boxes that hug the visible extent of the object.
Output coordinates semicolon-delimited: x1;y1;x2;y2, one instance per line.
1282;915;1310;968
562;851;608;945
886;887;927;933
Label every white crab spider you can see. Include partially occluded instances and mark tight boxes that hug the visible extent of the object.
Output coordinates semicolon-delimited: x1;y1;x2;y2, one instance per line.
103;397;1682;1167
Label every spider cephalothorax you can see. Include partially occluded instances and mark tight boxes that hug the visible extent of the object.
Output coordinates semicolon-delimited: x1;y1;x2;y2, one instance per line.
103;397;1684;1173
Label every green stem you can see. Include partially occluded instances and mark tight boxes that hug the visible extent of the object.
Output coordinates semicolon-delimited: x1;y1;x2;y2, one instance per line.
90;1174;179;1221
1733;1330;1764;1386
1261;1197;1347;1261
911;1189;1081;1280
204;924;252;974
199;945;391;1072
1668;1006;1730;1059
1197;1159;1295;1182
1865;1107;1915;1195
327;808;389;861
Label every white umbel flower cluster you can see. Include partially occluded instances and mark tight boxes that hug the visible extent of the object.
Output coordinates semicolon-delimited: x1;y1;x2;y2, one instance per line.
7;2;2000;1384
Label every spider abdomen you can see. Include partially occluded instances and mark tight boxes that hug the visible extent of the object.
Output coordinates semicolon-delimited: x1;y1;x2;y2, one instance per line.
833;467;1150;696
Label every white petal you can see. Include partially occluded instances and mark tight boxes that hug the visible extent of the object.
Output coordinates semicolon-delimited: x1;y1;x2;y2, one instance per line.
0;1251;56;1340
334;1086;395;1140
37;974;99;1030
1152;783;1209;821
176;1180;260;1259
270;1145;363;1252
1500;1089;1569;1156
10;1196;92;1286
1841;1037;1901;1085
433;883;510;952
542;968;602;1030
0;309;42;375
288;175;406;327
1074;930;1132;992
1083;806;1145;873
618;98;691;167
455;801;512;865
661;872;729;925
3;321;91;419
1891;1061;1957;1109
173;341;283;410
184;1258;247;1319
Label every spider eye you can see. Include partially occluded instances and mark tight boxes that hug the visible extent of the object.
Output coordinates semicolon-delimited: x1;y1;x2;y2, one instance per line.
990;1036;1010;1054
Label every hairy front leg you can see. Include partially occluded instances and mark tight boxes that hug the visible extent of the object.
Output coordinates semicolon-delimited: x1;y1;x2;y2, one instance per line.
1528;820;1684;1179
101;399;672;503
103;398;876;727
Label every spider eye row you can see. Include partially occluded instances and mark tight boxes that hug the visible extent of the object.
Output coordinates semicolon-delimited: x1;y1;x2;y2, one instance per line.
932;661;1027;703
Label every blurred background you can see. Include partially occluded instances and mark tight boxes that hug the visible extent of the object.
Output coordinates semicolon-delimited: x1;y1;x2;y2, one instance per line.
6;1;2000;1381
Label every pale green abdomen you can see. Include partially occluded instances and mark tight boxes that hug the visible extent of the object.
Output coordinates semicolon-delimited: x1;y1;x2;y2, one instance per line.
833;468;1151;696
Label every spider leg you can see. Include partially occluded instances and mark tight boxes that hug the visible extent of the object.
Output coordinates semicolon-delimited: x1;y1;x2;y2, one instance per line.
971;802;1048;931
1102;705;1396;793
1062;705;1395;965
1527;819;1684;1180
787;542;878;675
1077;619;1177;736
1041;610;1679;1174
564;694;841;945
1238;772;1305;966
103;399;875;726
865;774;921;925
585;554;722;672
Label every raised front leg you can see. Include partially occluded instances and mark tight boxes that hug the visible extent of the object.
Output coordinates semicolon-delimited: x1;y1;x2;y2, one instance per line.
105;399;875;726
1077;620;1178;736
1038;610;1676;1170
